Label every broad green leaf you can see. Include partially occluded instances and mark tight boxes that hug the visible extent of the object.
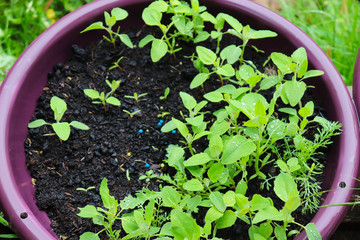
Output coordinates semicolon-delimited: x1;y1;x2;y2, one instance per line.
216;84;237;94
196;46;217;65
235;194;250;216
106;96;121;106
221;135;256;165
167;146;184;169
77;205;100;218
252;206;282;224
238;64;255;80
251;194;272;211
302;70;324;80
185;115;204;126
81;22;104;33
52;122;70;141
161;186;181;208
274;226;287;240
142;8;162;26
260;76;281;90
217;64;235;77
250;30;277;39
161;120;176;132
270;52;292;74
190;73;209;89
200;11;216;24
209;134;223;158
183;179;203;191
160;222;173;236
119;34;134;49
79;232;100;240
291;47;307;64
151;39;168;62
194;31;210;43
28;119;47;128
120;195;142;210
139;34;155;48
172;118;189;139
179;92;197;110
147;0;169;12
238;93;269;117
210;191;226;212
216;210;237;229
204;91;223;102
266;119;286;140
235;180;248;195
223;191;236;207
184;152;211;167
274;173;299;202
122;213;140;233
249;222;273;240
145;199;155;223
210;120;229;136
70;121;89;130
171;209;201;240
106;16;116;28
284;80;306;106
187;195;202;212
100;178;115;209
111;7;128;21
219;13;243;33
208;162;224;182
299;101;314;118
51;96;67;122
220;45;241;65
205;206;223;223
84;89;100;99
305;223;322;240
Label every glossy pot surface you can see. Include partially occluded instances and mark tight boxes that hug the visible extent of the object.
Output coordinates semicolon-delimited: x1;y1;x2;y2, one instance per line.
0;0;359;239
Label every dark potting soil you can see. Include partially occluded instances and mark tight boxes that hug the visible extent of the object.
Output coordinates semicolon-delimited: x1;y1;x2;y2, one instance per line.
25;26;328;240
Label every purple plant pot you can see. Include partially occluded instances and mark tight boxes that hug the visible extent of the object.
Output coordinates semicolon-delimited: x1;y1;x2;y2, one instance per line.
353;48;360;116
0;0;358;239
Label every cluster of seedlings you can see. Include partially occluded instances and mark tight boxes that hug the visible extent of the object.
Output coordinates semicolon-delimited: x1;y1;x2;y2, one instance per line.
28;1;342;239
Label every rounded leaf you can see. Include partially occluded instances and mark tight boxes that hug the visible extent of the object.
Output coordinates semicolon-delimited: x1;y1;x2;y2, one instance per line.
28;119;47;128
52;122;71;141
70;121;90;130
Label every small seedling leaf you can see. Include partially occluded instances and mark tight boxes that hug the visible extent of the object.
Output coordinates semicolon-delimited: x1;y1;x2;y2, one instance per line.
52;122;71;141
270;52;292;75
216;210;237;229
284;80;306;107
119;34;134;49
302;70;324;80
84;89;100;99
184;152;211;167
79;232;100;240
142;8;162;26
51;96;67;122
28;119;47;128
151;39;168;62
305;223;322;240
111;7;128;21
161;186;181;208
139;35;155;48
190;73;209;89
170;209;201;240
179;92;197;110
70;121;89;130
274;173;299;202
204;91;223;102
81;22;104;33
77;205;100;218
210;191;226;212
172;118;189;139
106;96;121;106
196;46;216;65
250;30;277;39
183;179;203;191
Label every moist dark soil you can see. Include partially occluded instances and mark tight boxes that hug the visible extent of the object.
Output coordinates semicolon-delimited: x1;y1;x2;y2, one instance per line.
25;26;327;240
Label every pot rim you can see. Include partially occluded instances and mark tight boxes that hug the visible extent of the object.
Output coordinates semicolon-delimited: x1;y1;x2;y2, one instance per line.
0;0;358;239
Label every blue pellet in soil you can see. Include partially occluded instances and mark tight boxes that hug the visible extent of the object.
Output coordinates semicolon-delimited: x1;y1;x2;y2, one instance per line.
145;163;150;168
157;121;162;126
171;130;176;134
138;129;143;133
160;120;164;123
165;142;168;145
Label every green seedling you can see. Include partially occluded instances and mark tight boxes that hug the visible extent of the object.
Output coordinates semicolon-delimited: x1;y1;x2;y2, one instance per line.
109;56;125;71
81;7;133;48
139;170;158;182
123;109;141;119
76;186;96;193
124;92;147;105
159;87;170;100
139;0;210;62
84;79;121;112
0;213;17;239
157;111;170;118
28;96;89;142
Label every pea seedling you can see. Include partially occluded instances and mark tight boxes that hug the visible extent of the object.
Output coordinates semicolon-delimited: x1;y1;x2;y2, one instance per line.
159;87;170;100
28;96;89;142
81;8;133;49
84;79;121;112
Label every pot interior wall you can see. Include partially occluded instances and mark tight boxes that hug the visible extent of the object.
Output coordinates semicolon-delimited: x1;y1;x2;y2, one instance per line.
3;0;354;239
